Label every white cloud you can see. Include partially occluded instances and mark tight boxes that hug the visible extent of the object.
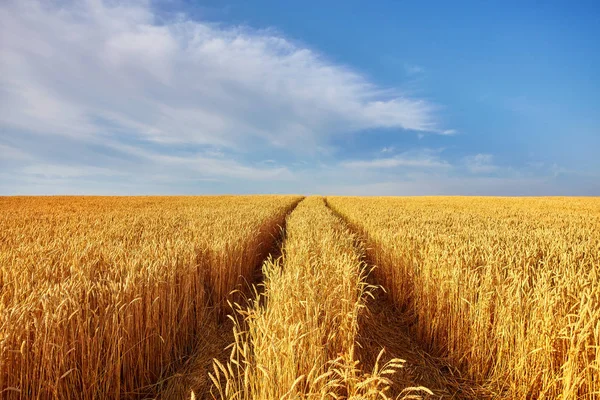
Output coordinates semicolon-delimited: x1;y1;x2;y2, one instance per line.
151;153;293;181
0;1;595;196
0;143;32;161
463;153;498;174
321;176;561;196
91;140;293;181
0;0;441;153
21;164;125;179
342;149;450;169
0;0;454;193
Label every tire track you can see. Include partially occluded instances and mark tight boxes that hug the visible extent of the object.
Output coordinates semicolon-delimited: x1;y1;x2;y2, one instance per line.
324;198;491;400
157;198;303;399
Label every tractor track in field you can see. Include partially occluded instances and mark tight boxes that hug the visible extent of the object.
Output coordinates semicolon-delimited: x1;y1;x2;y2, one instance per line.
156;198;303;400
324;198;492;400
160;196;490;399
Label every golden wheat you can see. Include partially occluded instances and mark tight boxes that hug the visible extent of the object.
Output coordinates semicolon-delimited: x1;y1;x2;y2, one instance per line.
327;196;600;399
4;195;597;399
0;195;301;399
210;196;431;399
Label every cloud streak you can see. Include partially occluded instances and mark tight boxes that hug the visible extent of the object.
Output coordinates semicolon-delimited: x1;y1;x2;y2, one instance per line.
0;0;452;193
342;150;450;169
0;0;441;153
2;0;589;195
463;153;498;174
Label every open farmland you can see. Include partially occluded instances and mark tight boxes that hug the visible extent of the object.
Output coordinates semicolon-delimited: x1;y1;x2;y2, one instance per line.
209;196;424;399
1;196;599;399
327;196;600;399
0;196;301;399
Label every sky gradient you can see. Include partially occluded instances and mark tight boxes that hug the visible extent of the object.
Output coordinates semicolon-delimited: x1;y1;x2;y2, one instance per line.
1;0;599;195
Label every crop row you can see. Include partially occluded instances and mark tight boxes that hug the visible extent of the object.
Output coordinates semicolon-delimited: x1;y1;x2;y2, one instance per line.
210;196;421;399
327;196;600;399
0;196;301;399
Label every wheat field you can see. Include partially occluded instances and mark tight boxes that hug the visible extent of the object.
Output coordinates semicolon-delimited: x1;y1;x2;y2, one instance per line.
327;196;600;399
0;196;301;399
209;196;428;399
1;196;598;399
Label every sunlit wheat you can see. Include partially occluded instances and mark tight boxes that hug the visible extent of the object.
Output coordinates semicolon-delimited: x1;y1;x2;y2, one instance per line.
0;195;301;399
327;196;600;399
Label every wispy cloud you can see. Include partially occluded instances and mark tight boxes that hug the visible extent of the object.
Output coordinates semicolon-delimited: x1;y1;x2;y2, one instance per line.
151;153;293;181
20;164;126;179
320;176;563;196
0;0;450;193
463;153;498;174
0;0;441;151
2;1;585;196
342;149;450;169
464;154;499;174
0;143;32;161
404;63;424;75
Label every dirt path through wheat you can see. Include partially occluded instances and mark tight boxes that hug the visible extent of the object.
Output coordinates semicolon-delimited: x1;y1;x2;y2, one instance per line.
157;202;299;400
325;200;492;400
160;198;489;399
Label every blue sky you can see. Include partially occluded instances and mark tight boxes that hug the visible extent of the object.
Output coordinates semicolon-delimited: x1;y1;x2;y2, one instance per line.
1;0;598;195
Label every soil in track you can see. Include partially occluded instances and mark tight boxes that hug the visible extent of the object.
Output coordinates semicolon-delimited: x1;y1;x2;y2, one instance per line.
156;202;299;400
324;200;492;400
355;281;495;399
